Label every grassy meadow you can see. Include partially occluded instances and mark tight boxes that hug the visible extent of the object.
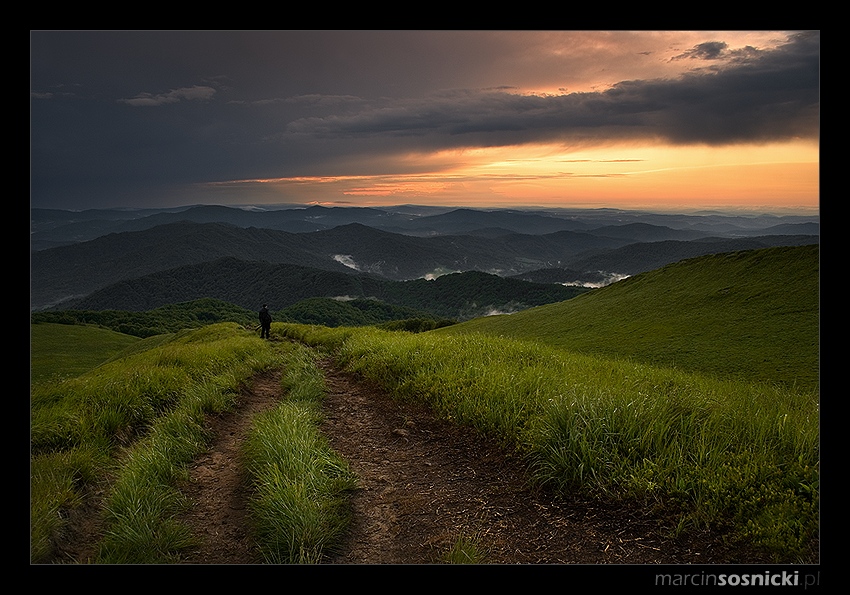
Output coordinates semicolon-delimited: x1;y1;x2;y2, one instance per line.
30;323;354;563
31;244;819;563
30;323;141;384
443;245;819;392
278;320;818;562
242;341;356;563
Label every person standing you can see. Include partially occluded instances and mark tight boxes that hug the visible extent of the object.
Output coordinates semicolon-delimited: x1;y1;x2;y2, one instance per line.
259;304;272;339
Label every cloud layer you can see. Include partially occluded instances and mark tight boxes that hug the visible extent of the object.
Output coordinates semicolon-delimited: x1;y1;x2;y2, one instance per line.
30;30;819;210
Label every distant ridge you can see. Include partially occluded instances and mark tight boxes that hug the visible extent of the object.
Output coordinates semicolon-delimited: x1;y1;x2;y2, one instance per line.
62;257;588;320
31;213;817;311
31;204;819;250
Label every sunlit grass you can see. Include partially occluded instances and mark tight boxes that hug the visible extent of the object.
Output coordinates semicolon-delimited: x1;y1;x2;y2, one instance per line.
31;305;819;563
31;322;355;564
441;246;819;392
279;323;819;562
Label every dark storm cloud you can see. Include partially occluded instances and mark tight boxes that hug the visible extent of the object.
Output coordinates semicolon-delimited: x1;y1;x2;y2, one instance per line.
287;31;819;148
29;30;819;209
672;41;730;61
671;41;764;63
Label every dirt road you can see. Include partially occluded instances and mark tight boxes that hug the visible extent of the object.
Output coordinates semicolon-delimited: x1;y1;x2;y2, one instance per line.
51;359;766;565
313;360;746;564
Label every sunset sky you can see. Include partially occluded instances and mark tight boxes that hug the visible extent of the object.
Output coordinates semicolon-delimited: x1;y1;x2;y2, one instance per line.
30;30;820;214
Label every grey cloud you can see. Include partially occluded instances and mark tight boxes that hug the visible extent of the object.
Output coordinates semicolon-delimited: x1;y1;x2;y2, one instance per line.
29;30;819;209
283;31;819;149
119;85;217;107
672;41;729;61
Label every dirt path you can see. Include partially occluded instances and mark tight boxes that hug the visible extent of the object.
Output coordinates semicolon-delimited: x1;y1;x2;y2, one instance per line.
315;359;748;564
177;368;283;564
48;358;766;564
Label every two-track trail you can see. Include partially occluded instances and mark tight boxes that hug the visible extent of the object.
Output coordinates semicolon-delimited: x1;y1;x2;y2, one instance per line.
50;357;762;564
178;369;283;564
313;359;748;564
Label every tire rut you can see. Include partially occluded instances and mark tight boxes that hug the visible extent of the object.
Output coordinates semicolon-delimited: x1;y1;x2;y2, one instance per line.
46;359;764;565
178;368;283;564
315;359;741;564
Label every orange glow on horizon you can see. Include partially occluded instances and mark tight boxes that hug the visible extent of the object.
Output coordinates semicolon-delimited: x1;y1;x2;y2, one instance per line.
202;140;819;213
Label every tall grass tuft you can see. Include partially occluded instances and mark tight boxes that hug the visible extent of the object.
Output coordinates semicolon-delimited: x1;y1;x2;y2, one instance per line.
29;446;107;563
243;342;356;563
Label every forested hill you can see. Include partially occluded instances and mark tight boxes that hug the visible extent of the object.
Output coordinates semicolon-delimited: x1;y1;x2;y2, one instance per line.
60;257;588;320
31;216;818;312
30;296;456;337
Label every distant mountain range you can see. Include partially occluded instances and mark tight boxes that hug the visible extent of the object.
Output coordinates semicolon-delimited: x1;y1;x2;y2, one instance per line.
31;204;819;249
30;204;819;315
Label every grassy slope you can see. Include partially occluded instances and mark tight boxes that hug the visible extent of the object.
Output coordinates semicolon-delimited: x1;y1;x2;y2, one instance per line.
30;244;820;562
31;323;355;564
30;323;141;383
439;245;819;391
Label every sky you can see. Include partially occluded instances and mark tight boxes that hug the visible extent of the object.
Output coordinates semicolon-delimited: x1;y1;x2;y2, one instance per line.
30;30;820;214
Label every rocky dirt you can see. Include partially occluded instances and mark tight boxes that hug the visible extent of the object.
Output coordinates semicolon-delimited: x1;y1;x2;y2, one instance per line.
47;355;772;565
312;360;762;564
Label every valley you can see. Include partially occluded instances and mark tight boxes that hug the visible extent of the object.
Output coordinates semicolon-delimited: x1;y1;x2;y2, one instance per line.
30;204;819;316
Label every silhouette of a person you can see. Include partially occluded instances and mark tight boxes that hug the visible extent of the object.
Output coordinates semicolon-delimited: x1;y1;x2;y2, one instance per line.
259;304;272;339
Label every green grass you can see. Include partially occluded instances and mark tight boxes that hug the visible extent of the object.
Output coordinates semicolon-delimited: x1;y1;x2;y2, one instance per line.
31;323;281;563
442;535;487;564
279;323;819;562
441;245;819;392
31;244;819;563
30;323;141;384
242;341;356;563
31;322;356;564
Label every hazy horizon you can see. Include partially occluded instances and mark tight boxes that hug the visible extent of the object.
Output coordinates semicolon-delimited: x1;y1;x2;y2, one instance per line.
32;201;821;220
